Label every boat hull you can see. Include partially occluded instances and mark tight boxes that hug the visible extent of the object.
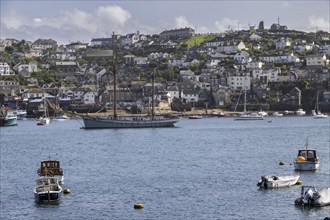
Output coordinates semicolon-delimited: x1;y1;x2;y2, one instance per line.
82;117;180;129
294;162;319;171
295;187;330;207
0;116;18;126
34;191;62;202
258;175;299;189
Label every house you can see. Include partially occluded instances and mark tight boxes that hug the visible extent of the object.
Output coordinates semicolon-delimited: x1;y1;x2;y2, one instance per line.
32;38;58;50
0;80;20;96
14;62;38;75
66;42;89;50
293;43;313;53
218;41;246;54
306;54;329;69
249;33;262;41
160;27;195;39
0;62;12;76
84;49;113;61
227;75;251;91
179;70;198;82
90;37;112;47
55;61;80;73
275;38;291;50
234;51;251;64
121;31;140;46
246;60;264;70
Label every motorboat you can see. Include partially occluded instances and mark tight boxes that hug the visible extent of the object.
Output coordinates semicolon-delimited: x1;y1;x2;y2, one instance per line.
295;186;330;207
257;110;268;117
0;106;18;126
272;112;283;117
257;174;300;189
235;112;264;120
296;109;306;116
294;139;319;171
37;159;64;185
34;176;62;203
188;115;203;119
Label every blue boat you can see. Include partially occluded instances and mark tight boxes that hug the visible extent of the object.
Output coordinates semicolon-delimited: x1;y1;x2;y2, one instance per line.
0;107;18;126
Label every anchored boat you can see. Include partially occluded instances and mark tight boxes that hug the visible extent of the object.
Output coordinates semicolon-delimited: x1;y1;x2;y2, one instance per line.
257;174;300;189
293;139;320;171
34;176;62;203
37;159;64;185
295;186;330;207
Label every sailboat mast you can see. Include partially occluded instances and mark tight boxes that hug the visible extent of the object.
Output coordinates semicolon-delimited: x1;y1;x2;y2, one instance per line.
244;89;247;113
112;32;117;119
315;91;319;113
151;71;155;120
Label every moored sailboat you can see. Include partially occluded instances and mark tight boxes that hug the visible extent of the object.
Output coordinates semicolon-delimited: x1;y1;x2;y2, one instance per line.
81;33;180;129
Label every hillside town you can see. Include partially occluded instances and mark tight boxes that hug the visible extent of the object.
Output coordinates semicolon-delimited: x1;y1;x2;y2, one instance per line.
1;20;330;117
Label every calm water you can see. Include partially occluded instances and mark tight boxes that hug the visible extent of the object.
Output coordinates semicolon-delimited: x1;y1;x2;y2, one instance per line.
0;116;329;220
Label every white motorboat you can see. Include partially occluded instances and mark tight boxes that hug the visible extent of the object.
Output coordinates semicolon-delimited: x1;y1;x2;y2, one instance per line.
34;176;62;203
295;186;330;207
296;109;306;116
258;110;268;117
272;112;283;117
257;174;300;189
294;139;320;171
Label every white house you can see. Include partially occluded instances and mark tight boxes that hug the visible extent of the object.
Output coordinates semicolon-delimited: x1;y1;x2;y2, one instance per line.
246;60;264;70
227;76;251;91
15;62;38;74
275;38;291;50
0;62;12;75
82;91;96;105
234;51;251;64
249;33;262;41
218;41;246;54
306;54;329;68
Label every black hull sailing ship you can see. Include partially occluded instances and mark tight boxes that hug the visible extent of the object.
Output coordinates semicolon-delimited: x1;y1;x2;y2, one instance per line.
81;33;180;129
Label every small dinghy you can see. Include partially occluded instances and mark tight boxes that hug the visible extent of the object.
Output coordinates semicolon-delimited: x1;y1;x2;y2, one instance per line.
295;186;330;207
257;174;300;189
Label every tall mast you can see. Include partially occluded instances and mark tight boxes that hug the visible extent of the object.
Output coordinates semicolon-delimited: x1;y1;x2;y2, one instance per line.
112;32;117;119
244;89;247;113
151;70;155;120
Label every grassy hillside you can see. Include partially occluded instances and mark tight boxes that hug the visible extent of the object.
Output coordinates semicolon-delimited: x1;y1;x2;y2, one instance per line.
185;34;218;47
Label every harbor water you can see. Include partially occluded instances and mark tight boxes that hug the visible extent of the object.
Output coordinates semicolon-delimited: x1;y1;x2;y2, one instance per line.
0;116;329;219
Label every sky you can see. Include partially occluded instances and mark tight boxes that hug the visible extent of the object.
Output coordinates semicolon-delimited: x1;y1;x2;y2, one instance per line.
1;0;329;45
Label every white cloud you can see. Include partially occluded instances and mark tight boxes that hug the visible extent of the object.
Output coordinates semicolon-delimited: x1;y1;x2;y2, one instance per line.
97;5;131;27
308;16;330;32
174;16;194;28
2;10;25;29
214;18;239;32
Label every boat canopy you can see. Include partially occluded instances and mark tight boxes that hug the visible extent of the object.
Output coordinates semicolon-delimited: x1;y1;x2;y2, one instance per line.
298;149;316;159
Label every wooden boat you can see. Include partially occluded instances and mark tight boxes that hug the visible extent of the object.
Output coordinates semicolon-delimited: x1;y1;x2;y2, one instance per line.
37;159;64;185
81;33;179;129
257;174;300;189
295;186;330;207
293;139;320;171
34;176;62;203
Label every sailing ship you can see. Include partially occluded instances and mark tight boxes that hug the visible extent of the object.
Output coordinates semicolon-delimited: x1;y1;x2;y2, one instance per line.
81;33;180;129
312;91;327;119
234;89;263;120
